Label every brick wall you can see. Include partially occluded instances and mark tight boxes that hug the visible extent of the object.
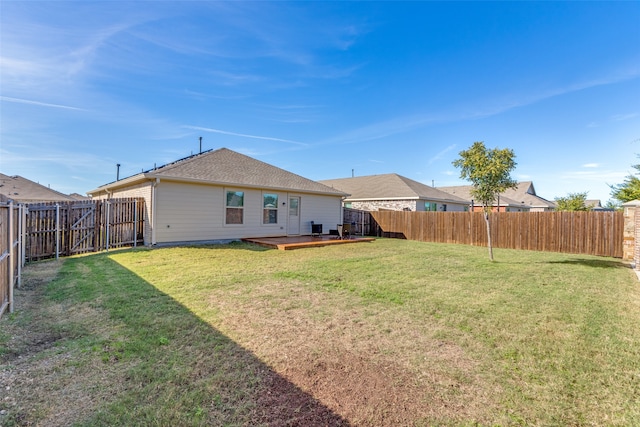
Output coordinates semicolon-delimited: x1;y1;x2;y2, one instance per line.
350;200;417;212
622;201;640;268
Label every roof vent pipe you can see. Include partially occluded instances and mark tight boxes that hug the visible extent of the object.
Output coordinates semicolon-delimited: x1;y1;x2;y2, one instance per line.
199;136;202;154
116;164;121;181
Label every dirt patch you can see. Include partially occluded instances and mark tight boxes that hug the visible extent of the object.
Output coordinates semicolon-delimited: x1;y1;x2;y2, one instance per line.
212;283;498;425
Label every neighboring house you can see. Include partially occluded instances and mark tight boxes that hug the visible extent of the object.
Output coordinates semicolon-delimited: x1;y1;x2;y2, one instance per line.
319;173;470;212
88;148;347;245
438;181;555;212
586;199;602;210
585;199;612;211
69;192;90;201
0;173;76;203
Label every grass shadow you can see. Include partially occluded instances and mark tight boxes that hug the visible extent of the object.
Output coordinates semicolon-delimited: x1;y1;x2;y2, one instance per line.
10;253;348;426
544;258;631;269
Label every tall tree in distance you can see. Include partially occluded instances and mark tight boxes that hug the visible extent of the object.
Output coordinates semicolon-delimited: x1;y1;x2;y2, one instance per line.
453;141;517;261
610;161;640;203
554;192;592;211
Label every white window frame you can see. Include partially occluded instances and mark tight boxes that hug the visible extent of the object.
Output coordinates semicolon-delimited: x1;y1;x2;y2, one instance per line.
262;193;279;225
225;189;244;225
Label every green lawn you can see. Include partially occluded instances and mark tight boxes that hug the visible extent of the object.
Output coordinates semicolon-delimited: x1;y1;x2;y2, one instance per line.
1;239;639;426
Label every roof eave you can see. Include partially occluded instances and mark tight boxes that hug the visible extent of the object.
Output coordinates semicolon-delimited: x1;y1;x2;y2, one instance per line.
89;174;347;198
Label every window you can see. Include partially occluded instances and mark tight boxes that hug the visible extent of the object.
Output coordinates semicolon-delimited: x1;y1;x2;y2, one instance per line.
226;191;244;224
263;193;278;224
344;202;352;209
289;197;299;216
425;202;437;211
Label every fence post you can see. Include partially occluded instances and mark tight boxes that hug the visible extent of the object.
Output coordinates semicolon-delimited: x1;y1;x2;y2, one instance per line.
134;199;138;248
8;201;14;313
65;202;72;257
55;203;60;260
16;204;23;289
106;200;110;252
20;206;26;269
94;200;101;252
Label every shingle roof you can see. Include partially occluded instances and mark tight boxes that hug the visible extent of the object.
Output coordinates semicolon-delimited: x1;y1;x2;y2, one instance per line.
438;181;556;209
91;148;346;196
319;173;469;204
0;173;76;203
586;199;602;208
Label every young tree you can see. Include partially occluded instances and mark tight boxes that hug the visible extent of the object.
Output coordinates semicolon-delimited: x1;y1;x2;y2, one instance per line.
610;162;640;203
554;192;591;211
452;141;517;261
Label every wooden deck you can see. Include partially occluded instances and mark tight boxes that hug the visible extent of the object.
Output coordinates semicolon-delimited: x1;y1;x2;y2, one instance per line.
242;235;375;250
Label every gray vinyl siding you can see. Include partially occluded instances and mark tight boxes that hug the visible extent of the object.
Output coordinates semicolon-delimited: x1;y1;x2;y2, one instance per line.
153;181;342;243
298;193;343;235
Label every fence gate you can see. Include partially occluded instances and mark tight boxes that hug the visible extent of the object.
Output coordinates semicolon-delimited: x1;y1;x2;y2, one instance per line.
25;199;144;262
69;202;98;255
343;208;373;236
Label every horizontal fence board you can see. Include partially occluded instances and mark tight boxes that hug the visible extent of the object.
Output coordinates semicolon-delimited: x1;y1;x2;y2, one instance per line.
368;210;623;258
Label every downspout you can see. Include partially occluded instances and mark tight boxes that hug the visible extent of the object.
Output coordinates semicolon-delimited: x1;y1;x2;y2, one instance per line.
151;178;159;245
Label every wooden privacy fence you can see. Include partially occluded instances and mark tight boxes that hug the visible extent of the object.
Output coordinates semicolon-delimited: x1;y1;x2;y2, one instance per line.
369;210;624;258
1;202;25;317
26;198;145;262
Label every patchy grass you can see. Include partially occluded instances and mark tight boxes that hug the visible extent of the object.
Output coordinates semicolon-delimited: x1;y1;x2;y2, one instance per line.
1;239;639;426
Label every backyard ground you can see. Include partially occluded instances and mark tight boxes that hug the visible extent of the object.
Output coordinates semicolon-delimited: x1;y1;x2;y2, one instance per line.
1;239;639;426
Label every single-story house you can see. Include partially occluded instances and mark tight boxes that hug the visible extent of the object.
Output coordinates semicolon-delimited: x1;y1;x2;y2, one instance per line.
586;199;614;211
69;193;91;201
437;181;556;212
319;173;470;212
88;148;347;245
0;173;77;203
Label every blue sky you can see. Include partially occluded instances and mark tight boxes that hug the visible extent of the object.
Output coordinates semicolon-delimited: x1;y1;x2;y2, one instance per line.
1;1;639;203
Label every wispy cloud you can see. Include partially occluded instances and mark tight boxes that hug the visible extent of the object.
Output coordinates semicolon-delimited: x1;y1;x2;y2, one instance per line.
560;169;627;183
428;144;457;165
582;163;599;168
612;112;639;122
586;111;639;128
320;66;640;148
0;96;85;111
183;125;308;147
320;112;450;146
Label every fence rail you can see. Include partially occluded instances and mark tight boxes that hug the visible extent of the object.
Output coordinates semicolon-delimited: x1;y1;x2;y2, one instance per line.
367;210;624;258
26;198;145;262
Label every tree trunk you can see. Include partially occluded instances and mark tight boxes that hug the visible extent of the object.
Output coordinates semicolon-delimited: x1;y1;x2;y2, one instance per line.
484;211;494;261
